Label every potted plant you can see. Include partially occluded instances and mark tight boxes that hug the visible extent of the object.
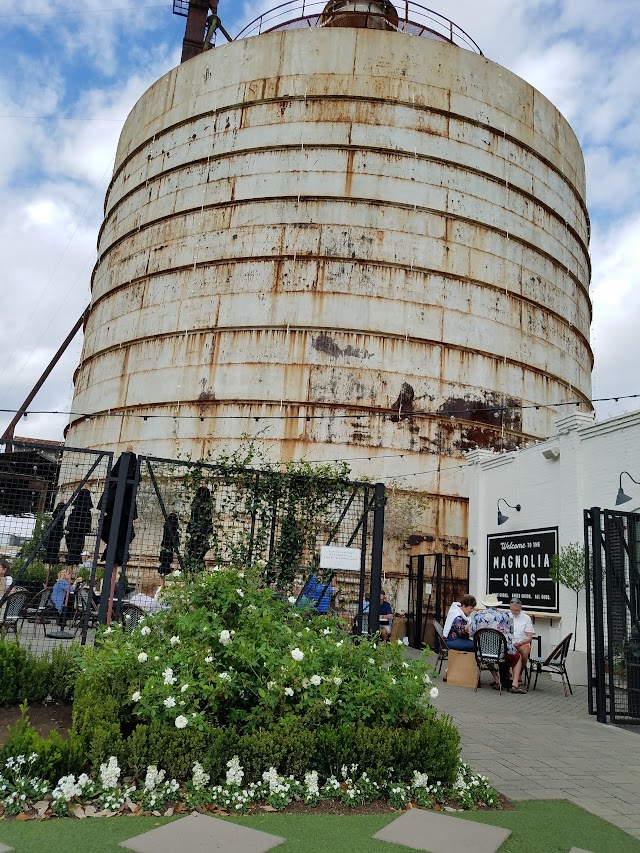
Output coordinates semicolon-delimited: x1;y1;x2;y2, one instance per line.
550;542;588;686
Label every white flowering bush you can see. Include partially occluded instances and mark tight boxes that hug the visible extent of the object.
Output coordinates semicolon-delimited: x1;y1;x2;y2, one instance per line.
0;754;49;816
77;565;437;741
70;566;468;794
452;762;499;809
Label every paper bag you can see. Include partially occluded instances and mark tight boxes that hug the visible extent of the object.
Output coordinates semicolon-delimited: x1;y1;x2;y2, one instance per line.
446;650;478;689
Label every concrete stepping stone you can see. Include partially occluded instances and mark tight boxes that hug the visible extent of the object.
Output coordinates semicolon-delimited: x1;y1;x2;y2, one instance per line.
0;843;13;853
119;813;285;853
569;849;597;853
373;808;511;853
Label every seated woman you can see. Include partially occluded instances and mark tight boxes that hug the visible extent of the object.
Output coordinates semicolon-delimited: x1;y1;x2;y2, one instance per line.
443;594;476;651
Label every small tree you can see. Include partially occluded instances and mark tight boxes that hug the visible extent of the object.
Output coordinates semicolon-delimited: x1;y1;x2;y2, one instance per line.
550;543;586;651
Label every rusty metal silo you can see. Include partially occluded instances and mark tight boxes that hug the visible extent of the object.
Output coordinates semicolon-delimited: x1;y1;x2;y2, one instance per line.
66;1;592;574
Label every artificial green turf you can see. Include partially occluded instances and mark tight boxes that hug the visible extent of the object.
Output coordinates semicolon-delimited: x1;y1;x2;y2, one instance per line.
0;802;638;853
457;799;640;853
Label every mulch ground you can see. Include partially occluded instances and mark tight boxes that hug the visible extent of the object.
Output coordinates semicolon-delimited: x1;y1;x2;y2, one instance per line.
0;703;73;746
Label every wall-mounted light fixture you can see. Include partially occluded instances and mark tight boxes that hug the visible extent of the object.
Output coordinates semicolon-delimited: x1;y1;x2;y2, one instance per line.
542;447;560;460
497;498;521;525
616;471;640;506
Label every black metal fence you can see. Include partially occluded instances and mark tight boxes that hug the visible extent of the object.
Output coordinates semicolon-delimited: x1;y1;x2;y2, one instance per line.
585;507;640;725
0;440;113;651
407;553;470;649
109;454;385;634
1;443;385;652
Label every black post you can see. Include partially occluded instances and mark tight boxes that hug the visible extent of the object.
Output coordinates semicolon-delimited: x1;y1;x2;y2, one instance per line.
590;508;608;724
98;453;134;625
368;482;385;637
434;552;444;625
356;488;368;635
415;555;424;649
584;508;595;716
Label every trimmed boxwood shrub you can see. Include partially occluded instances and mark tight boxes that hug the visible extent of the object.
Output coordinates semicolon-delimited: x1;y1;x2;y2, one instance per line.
0;641;81;706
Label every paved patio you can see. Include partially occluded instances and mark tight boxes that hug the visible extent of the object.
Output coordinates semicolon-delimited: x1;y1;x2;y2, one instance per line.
432;671;640;840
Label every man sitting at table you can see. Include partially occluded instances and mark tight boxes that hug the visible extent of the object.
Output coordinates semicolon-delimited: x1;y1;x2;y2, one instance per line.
468;594;526;693
510;597;534;671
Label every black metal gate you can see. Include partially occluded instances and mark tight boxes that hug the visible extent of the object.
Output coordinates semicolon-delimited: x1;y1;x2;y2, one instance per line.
407;553;470;650
585;507;640;725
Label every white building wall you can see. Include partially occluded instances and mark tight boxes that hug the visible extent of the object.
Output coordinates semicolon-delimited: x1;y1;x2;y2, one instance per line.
465;409;640;684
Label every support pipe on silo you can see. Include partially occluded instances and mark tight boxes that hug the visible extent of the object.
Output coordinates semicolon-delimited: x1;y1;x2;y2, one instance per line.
2;308;88;446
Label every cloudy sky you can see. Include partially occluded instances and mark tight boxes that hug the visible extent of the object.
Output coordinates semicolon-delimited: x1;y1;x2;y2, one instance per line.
1;0;638;443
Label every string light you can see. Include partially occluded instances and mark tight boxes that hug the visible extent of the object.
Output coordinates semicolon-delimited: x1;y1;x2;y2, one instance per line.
2;391;633;424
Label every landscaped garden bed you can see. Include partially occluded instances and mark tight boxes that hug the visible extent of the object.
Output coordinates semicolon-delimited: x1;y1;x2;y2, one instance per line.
1;565;498;821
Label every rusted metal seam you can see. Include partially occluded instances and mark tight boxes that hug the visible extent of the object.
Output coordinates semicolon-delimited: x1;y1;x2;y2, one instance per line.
92;197;593;315
87;255;593;360
65;398;547;438
105;95;590;227
101;141;590;260
75;324;594;395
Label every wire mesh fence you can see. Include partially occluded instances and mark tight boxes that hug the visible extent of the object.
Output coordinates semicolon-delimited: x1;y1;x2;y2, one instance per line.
0;445;385;648
0;440;113;654
107;454;384;635
585;507;640;725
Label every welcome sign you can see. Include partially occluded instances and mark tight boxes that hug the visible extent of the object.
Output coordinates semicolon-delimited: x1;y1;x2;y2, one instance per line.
487;527;559;613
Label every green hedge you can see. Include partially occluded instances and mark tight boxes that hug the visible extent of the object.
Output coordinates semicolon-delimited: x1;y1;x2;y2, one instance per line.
0;641;81;706
0;705;83;780
72;701;460;787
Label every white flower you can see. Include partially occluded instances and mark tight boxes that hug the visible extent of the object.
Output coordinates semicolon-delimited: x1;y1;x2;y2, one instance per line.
181;684;189;693
401;662;409;669
397;639;404;645
368;657;375;664
144;765;165;792
172;570;181;576
219;671;231;681
137;652;148;663
164;696;176;708
291;647;304;661
267;681;276;690
310;674;322;686
163;668;177;686
170;635;180;646
141;626;151;636
192;762;210;791
324;698;332;705
423;673;432;685
323;627;331;635
429;687;439;699
174;715;188;729
301;678;310;688
104;626;113;635
284;687;294;697
288;596;297;604
131;691;141;702
219;629;232;646
335;640;343;648
226;756;244;787
236;589;245;598
205;655;213;663
333;677;342;686
99;757;120;789
238;571;245;578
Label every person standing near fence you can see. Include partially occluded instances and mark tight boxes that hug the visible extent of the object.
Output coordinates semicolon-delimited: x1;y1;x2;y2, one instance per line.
65;489;93;565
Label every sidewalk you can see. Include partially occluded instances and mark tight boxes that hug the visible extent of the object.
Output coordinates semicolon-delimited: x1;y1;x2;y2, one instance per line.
432;672;640;840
